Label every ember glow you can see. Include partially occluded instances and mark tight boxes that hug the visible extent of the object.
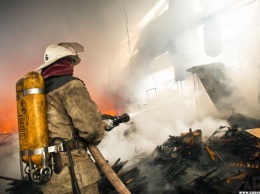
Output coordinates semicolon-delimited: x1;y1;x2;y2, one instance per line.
0;103;17;134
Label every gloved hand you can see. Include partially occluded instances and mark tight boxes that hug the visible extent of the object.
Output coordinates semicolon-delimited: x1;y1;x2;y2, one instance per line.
101;113;130;131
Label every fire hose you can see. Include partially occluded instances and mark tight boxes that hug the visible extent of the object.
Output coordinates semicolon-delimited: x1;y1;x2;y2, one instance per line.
52;114;131;194
88;113;131;194
87;144;131;194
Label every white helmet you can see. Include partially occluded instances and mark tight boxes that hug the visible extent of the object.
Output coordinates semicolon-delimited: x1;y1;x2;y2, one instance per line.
35;42;84;71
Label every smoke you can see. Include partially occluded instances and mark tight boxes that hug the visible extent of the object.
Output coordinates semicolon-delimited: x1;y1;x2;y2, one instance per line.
97;0;260;168
0;133;20;193
97;86;229;193
98;85;229;166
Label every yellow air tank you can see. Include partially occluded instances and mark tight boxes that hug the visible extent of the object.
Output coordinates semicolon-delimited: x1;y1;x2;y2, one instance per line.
16;71;49;168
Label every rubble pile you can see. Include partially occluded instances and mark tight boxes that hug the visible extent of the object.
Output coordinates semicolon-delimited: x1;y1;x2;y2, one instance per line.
2;125;260;193
99;126;260;194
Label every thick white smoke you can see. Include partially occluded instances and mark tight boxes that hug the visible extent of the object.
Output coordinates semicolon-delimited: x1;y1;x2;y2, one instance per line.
98;84;229;166
0;134;20;193
97;0;260;167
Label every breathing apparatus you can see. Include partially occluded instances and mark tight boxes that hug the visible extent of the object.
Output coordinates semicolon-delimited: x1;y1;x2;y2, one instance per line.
16;42;85;185
16;69;81;194
16;71;51;184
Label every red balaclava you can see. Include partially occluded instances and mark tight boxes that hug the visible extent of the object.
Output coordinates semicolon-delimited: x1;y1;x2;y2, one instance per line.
41;58;74;79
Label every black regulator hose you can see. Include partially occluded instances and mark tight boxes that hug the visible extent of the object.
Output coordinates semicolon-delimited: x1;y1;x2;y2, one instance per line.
50;137;81;194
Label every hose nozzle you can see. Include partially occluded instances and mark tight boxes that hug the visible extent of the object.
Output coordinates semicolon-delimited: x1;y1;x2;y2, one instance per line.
103;113;130;131
113;113;130;126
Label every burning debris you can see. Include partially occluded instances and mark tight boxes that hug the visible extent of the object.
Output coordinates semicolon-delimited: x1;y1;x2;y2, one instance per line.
2;125;260;193
97;126;260;194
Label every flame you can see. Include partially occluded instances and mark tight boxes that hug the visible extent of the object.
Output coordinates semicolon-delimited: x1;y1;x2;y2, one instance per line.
0;119;17;134
2;122;11;134
0;100;18;134
102;109;119;116
0;120;16;134
95;91;126;116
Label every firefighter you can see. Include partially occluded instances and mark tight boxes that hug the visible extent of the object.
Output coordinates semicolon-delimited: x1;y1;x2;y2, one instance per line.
35;43;105;194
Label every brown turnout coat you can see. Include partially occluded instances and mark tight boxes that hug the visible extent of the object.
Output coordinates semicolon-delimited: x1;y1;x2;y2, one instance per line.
42;76;105;194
